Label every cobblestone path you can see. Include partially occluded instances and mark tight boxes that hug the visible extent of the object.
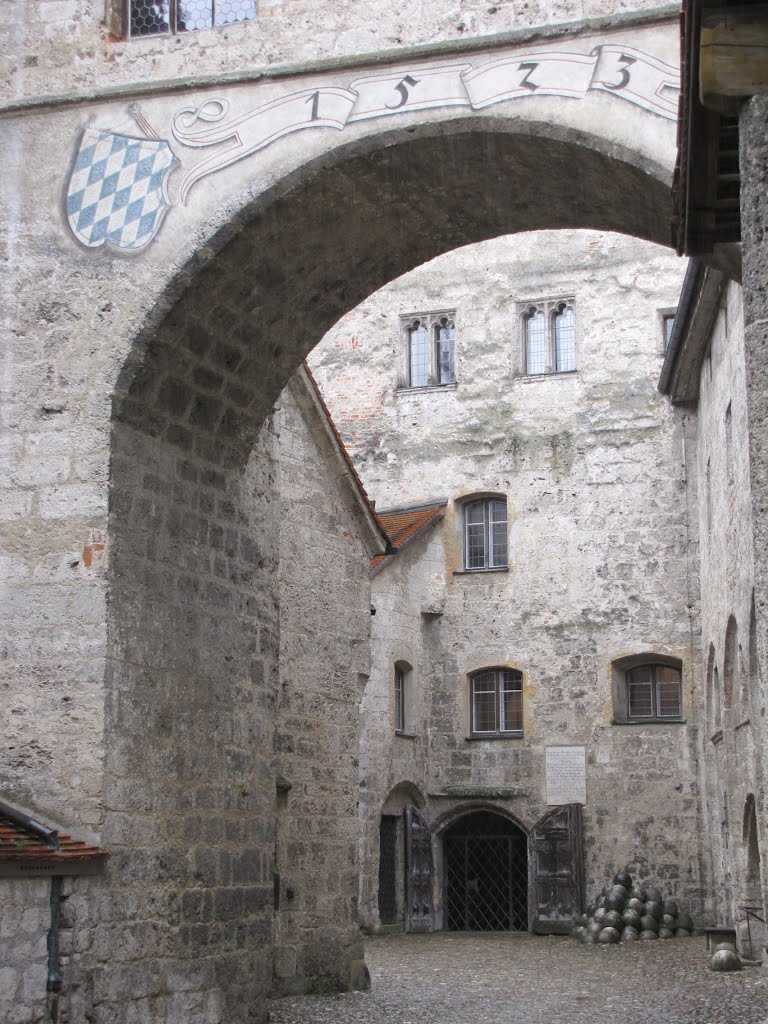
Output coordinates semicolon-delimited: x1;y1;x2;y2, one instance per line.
269;933;768;1024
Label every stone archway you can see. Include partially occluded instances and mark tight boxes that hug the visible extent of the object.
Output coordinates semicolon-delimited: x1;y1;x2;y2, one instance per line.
100;119;678;1022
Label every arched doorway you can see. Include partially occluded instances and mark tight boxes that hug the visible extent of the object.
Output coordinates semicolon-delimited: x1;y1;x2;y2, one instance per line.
443;811;528;931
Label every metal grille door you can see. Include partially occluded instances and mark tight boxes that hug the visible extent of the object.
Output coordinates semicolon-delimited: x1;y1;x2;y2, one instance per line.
444;812;528;931
378;816;398;924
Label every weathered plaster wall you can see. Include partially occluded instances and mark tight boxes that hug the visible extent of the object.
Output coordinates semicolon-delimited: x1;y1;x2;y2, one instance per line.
272;374;377;995
312;229;705;917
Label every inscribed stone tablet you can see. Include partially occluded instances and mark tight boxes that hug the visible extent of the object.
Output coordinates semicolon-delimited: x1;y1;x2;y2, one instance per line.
545;746;586;805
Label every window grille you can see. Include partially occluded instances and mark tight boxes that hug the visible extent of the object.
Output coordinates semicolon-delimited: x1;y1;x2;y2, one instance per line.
436;317;456;384
526;310;547;374
463;498;507;570
470;668;523;736
444;812;528;931
554;304;576;372
127;0;255;37
378;816;398;924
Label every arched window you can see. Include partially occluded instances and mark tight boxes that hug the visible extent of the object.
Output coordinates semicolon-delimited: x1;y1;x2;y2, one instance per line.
519;296;576;375
463;497;507;570
553;303;576;372
394;661;411;734
525;308;547;374
435;317;456;384
470;668;523;736
611;655;683;723
408;320;429;387
626;664;682;720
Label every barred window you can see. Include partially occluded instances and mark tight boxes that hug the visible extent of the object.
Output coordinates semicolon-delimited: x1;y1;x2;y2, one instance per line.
626;664;682;720
399;310;456;390
464;497;507;571
520;297;577;376
470;668;523;736
127;0;256;37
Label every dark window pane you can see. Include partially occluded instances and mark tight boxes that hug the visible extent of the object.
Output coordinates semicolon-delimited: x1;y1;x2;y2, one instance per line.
472;672;497;732
500;671;523;731
489;500;507;567
656;666;682;717
130;1;171;35
395;666;405;732
627;668;654;718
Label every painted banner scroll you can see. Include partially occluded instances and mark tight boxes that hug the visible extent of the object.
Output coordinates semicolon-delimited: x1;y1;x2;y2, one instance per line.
65;42;679;253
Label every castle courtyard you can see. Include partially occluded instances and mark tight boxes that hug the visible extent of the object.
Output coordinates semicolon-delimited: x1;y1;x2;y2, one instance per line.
271;934;768;1024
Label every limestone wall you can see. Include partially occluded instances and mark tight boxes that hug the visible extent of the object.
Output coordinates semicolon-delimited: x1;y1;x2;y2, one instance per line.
272;373;377;994
0;878;50;1024
312;229;706;919
693;279;766;939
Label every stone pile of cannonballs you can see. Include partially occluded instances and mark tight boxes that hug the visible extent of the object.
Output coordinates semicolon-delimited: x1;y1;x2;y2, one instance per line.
573;869;695;945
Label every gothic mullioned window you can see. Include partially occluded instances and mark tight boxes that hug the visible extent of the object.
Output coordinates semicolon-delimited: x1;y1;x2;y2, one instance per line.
520;297;577;375
127;1;255;37
399;311;456;389
470;668;523;736
463;497;507;570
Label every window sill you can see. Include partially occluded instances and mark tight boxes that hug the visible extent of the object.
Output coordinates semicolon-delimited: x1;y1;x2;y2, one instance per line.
612;718;686;726
394;731;418;740
396;383;458;395
466;732;524;741
517;370;578;381
453;566;509;575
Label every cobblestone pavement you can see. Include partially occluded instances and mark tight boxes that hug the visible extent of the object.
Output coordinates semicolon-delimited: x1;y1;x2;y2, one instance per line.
269;933;768;1024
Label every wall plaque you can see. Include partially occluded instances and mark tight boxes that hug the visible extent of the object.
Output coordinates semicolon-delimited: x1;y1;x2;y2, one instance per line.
545;745;586;805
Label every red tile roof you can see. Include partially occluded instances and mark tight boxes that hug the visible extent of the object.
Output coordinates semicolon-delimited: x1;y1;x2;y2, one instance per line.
0;810;108;876
371;502;447;571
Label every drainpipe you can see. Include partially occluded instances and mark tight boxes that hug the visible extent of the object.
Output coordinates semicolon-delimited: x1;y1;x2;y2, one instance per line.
0;799;59;851
47;876;63;992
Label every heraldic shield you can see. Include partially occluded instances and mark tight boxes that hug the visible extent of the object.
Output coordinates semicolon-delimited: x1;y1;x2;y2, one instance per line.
66;128;178;253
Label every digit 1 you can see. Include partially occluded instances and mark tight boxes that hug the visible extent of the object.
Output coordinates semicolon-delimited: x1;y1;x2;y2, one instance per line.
306;91;320;121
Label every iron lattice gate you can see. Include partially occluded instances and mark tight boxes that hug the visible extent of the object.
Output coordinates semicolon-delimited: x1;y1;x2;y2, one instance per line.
444;813;528;931
378;816;398;924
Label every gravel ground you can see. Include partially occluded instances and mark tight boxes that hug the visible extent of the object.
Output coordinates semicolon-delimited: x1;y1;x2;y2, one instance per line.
269;933;768;1024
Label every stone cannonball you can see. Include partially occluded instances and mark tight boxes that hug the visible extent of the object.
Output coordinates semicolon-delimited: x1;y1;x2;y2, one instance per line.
598;927;621;944
588;920;604;937
644;900;664;919
604;910;623;930
640;929;659;941
639;915;659;932
674;927;692;939
621;926;640;942
657;927;675;939
714;941;737;954
662;900;679;917
622;908;642;928
614;870;633;890
642;885;662;903
627;897;644;913
711;949;741;972
661;913;677;929
676;912;694;931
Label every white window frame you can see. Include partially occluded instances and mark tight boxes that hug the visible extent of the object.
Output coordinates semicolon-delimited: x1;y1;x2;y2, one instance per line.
517;296;577;376
462;496;508;571
398;310;457;390
469;668;523;737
